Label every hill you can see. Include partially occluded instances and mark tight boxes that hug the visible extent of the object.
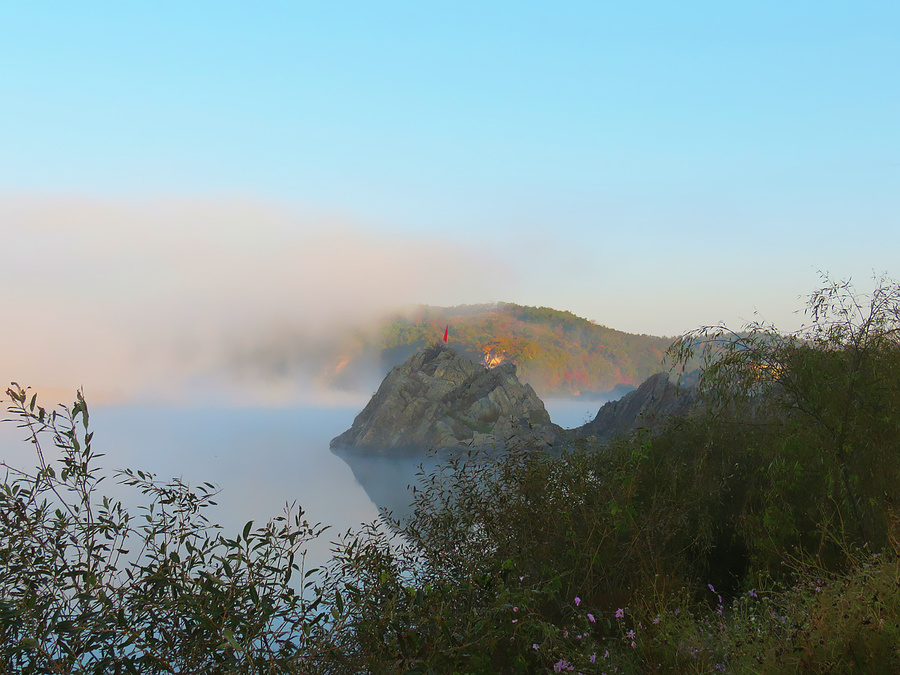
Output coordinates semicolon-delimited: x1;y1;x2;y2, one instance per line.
373;303;675;398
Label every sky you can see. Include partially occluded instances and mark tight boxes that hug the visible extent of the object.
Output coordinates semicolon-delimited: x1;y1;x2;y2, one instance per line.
1;2;898;403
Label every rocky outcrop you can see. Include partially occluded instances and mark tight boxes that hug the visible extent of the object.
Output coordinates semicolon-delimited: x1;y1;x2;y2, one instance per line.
573;372;696;444
330;344;561;454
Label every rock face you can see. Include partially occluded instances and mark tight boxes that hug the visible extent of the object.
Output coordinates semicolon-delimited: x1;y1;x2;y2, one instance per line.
330;344;561;453
573;372;696;444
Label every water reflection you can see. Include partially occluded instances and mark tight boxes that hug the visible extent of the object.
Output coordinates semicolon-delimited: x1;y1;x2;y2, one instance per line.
332;449;441;526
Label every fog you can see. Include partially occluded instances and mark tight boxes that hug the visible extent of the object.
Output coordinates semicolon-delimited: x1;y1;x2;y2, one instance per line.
1;195;517;405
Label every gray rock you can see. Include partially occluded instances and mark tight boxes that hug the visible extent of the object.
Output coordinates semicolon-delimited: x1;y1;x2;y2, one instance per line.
573;372;696;444
330;344;561;454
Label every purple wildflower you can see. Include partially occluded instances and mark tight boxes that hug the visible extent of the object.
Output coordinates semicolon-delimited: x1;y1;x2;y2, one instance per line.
587;613;595;623
748;589;758;598
590;654;596;664
615;608;625;619
575;596;581;606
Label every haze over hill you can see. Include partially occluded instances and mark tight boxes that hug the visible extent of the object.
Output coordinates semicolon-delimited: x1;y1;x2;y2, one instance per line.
230;303;682;401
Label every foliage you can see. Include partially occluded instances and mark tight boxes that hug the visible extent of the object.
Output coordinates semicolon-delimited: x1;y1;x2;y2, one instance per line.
0;384;331;674
376;302;677;397
669;274;900;569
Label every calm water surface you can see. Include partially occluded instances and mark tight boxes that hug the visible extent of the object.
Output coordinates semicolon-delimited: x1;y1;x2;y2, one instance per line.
0;398;609;569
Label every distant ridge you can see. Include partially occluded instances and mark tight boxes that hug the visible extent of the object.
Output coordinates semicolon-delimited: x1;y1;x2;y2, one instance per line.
373;303;676;398
226;302;685;400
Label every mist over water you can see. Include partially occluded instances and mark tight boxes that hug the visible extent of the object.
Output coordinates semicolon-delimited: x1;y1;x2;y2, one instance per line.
543;395;625;430
0;391;625;571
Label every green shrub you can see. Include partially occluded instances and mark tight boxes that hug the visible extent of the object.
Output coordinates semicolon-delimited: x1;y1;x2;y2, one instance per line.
0;384;331;674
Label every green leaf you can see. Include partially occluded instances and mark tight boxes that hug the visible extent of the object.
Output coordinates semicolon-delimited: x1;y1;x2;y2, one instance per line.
223;627;243;652
19;636;39;650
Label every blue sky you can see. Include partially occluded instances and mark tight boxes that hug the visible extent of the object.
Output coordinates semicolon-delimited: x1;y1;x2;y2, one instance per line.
2;2;898;399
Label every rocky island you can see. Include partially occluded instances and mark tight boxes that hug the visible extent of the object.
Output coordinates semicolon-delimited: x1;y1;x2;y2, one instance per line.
330;344;563;454
331;342;698;455
571;371;696;445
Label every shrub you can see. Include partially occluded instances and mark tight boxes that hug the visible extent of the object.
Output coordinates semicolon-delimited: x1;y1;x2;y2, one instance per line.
0;384;330;674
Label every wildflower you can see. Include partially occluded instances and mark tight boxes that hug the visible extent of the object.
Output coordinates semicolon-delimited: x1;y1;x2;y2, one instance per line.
708;583;716;593
512;619;518;623
575;596;581;606
604;650;609;658
715;664;726;671
674;608;680;616
513;606;518;612
590;654;597;664
615;608;625;619
626;629;636;640
587;613;595;623
631;641;636;649
748;589;757;598
533;643;539;650
653;616;660;624
553;658;571;672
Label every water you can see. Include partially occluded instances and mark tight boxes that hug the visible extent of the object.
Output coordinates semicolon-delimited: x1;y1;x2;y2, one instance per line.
0;404;383;570
0;396;616;570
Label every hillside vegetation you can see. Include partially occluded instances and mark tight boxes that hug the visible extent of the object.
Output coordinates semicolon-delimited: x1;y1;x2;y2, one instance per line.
2;275;899;672
377;303;674;397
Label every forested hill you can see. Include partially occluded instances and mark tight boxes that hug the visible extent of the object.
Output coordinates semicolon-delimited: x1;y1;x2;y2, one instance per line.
374;303;675;398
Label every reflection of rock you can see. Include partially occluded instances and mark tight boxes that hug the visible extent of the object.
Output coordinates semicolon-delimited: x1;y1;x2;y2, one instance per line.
572;372;696;444
333;449;440;524
330;344;561;454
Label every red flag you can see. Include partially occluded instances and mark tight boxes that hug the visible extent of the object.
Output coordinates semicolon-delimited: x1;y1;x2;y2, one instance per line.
443;325;449;343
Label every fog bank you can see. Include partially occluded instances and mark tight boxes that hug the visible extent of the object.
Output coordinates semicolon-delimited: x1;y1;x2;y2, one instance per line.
1;195;515;404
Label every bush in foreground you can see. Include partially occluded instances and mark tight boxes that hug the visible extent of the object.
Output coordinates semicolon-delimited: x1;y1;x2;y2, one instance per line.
0;385;332;673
